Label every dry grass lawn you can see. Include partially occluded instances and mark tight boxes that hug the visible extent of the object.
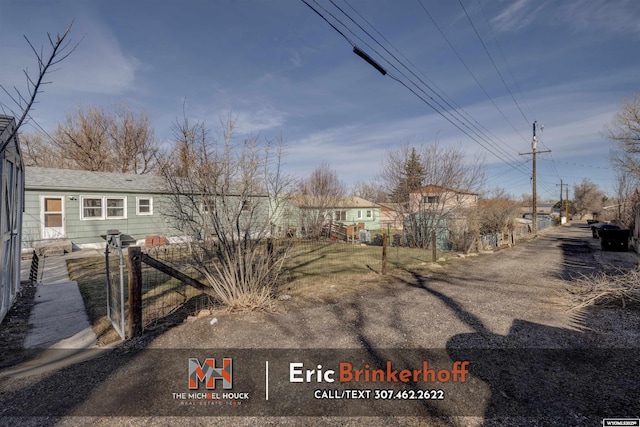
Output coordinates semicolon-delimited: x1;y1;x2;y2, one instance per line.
67;241;448;346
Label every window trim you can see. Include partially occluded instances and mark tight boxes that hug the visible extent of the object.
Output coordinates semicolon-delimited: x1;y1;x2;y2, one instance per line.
136;197;153;216
106;197;127;219
80;196;127;220
80;196;105;221
425;195;440;205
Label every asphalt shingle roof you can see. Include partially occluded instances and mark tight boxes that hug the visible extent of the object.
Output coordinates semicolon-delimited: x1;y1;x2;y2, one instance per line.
25;167;167;193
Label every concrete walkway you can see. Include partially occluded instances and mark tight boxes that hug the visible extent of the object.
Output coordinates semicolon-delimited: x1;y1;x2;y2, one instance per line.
22;254;97;349
1;251;106;379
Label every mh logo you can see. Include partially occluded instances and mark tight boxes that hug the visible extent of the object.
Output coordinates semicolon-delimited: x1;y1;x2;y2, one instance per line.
188;358;233;389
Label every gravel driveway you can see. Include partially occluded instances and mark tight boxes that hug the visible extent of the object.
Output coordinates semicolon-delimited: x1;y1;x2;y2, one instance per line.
1;223;639;427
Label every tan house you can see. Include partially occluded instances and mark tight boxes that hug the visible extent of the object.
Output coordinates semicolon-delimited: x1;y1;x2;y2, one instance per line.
409;185;478;213
378;202;404;230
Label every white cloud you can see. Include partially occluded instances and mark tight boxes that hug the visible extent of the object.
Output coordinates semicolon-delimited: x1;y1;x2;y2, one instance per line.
52;18;140;95
234;108;288;134
491;0;544;33
559;0;640;36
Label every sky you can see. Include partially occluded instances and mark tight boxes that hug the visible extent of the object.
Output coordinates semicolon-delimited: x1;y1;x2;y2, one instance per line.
1;0;639;202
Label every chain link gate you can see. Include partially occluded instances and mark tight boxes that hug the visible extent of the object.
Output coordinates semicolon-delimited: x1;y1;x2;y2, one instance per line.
105;229;126;340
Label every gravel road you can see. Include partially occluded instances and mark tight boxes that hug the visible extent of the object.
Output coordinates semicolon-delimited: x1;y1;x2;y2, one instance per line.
1;223;638;427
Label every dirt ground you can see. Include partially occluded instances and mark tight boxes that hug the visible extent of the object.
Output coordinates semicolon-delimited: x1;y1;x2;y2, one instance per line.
1;222;639;427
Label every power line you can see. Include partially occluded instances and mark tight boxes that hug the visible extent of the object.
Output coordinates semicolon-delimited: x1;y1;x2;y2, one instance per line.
456;0;530;126
474;0;536;120
299;0;355;46
328;1;533;176
415;0;529;144
333;0;525;168
301;0;534;182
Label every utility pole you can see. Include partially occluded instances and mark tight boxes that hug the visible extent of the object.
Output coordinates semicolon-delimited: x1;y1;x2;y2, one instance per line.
557;180;569;224
520;121;551;236
566;185;569;223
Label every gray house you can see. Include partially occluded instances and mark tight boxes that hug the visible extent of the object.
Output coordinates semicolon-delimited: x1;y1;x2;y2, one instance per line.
23;167;173;250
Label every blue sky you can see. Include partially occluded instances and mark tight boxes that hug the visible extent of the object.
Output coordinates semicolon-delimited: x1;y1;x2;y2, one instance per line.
1;0;638;201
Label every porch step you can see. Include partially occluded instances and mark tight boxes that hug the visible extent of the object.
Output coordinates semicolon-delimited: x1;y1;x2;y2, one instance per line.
35;239;73;256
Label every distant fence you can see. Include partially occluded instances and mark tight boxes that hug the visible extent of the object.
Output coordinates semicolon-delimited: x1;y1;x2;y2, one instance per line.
106;220;556;338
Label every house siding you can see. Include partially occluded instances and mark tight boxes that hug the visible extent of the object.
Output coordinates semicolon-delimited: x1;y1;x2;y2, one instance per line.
22;189;172;249
334;207;380;230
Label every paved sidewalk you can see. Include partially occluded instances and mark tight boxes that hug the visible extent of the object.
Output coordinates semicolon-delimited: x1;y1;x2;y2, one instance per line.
1;251;107;379
22;254;97;349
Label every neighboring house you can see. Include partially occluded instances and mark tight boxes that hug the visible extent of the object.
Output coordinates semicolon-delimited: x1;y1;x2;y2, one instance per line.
409;185;478;213
329;196;380;230
378;202;404;230
520;203;556;218
402;185;478;249
23;167;172;250
0;115;24;324
283;195;381;238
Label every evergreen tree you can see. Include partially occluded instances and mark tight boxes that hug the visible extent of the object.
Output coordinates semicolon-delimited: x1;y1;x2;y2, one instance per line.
391;147;425;203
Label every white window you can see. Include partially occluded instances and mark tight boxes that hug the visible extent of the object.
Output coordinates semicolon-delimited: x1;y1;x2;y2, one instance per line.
106;198;126;218
82;197;103;220
136;197;153;215
425;195;440;204
81;196;127;220
366;210;372;219
200;197;215;214
357;210;362;219
334;210;346;221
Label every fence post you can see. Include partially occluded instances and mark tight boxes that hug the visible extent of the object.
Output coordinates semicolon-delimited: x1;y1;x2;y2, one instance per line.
382;233;387;275
431;230;437;261
127;246;143;338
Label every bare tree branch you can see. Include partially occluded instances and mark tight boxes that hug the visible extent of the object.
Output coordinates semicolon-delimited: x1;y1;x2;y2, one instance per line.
0;20;80;151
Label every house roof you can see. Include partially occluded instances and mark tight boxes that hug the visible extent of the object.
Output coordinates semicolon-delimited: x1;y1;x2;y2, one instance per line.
0;115;15;135
411;185;478;196
25;166;167;193
289;195;378;209
377;202;403;212
0;115;19;152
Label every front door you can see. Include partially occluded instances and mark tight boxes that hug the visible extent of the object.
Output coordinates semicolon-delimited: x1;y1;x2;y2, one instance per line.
41;196;65;239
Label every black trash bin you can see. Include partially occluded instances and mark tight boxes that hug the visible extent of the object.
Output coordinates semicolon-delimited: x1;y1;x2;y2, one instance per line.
598;228;630;251
591;223;619;239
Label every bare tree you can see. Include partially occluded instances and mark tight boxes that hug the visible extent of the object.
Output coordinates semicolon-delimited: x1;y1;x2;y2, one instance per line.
380;142;485;248
611;171;640;228
43;104;159;173
158;114;294;310
607;93;640;177
351;180;387;203
19;132;67;167
295;161;346;239
473;188;521;235
573;178;604;220
0;21;79;151
108;104;158;173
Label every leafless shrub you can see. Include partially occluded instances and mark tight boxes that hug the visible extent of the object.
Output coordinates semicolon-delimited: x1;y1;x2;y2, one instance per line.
567;267;640;311
158;113;294;311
